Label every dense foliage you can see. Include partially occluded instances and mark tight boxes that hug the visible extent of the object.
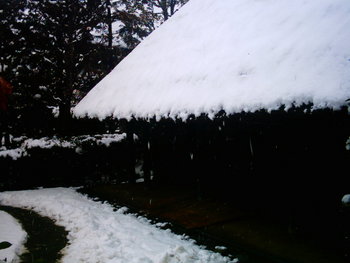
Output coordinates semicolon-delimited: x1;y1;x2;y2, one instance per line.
0;0;188;134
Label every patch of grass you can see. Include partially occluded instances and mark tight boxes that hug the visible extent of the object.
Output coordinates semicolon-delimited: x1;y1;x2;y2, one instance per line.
0;206;68;263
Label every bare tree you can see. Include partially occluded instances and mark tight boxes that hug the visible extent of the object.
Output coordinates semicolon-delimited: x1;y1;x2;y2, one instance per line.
152;0;189;21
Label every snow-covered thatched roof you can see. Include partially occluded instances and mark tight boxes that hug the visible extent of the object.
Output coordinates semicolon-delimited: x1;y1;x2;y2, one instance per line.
74;0;350;120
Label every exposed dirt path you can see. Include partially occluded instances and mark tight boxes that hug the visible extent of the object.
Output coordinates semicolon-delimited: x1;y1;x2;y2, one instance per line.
0;206;68;263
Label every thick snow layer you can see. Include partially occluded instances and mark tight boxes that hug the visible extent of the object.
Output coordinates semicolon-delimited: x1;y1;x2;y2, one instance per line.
0;148;26;160
23;137;75;149
0;188;236;263
0;211;27;263
0;134;126;160
74;0;350;120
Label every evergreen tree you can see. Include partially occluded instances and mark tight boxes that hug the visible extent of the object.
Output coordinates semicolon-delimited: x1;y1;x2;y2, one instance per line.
0;1;27;77
114;0;188;49
1;0;189;135
95;0;189;51
21;0;107;126
116;0;158;49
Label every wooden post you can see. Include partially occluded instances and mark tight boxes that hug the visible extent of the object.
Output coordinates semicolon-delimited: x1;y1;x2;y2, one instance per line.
124;119;136;183
142;121;152;183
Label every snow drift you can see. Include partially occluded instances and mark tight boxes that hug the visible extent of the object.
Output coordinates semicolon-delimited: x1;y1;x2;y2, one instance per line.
0;188;236;263
0;211;27;263
74;0;350;120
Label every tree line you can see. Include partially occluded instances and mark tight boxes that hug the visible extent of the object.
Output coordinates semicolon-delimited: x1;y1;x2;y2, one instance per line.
0;0;188;134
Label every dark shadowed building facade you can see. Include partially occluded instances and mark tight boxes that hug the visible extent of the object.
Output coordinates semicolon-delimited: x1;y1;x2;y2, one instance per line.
74;0;350;248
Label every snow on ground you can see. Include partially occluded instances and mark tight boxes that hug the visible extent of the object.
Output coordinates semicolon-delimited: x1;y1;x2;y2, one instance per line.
0;211;27;263
74;0;350;120
0;188;237;263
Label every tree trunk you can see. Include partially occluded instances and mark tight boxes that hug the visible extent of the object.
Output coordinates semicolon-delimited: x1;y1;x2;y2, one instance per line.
159;0;169;21
170;0;176;16
125;120;137;183
142;122;152;183
58;44;74;134
106;0;113;48
58;100;72;134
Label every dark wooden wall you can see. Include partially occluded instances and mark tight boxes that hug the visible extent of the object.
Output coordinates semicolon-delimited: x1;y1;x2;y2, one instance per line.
125;107;350;238
131;108;349;196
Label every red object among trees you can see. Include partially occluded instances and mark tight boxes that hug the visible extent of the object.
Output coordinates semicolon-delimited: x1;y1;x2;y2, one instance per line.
0;76;13;111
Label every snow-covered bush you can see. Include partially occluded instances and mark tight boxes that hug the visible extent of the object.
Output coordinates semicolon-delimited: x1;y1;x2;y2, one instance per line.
0;133;135;190
0;134;127;160
342;194;350;205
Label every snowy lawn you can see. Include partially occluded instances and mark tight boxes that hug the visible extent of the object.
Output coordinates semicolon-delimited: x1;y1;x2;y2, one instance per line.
0;188;237;263
0;211;27;263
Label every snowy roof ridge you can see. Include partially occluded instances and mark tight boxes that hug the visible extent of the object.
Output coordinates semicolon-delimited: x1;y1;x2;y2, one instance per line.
74;0;350;120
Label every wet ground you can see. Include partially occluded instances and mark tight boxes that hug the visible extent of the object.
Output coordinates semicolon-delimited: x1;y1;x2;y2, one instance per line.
0;184;347;263
81;183;348;263
0;206;67;263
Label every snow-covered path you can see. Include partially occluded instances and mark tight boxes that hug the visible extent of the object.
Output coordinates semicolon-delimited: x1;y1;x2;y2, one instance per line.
0;211;27;263
0;188;236;263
